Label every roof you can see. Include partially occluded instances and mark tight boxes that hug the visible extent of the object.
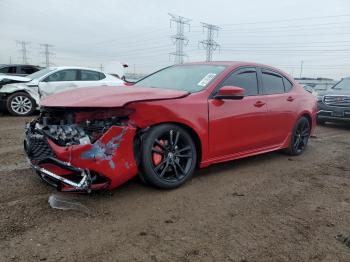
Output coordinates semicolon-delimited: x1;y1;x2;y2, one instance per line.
47;66;104;72
184;61;283;69
0;64;40;67
184;61;292;78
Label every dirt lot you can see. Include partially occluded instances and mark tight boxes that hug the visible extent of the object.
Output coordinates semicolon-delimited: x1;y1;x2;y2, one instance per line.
0;116;350;262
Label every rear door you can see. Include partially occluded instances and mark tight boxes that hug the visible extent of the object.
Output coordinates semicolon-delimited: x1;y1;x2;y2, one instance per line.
78;70;106;87
259;68;297;146
208;67;270;158
38;69;79;97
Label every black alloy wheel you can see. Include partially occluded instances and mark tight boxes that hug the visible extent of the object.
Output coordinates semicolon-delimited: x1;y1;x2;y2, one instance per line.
139;124;197;189
287;117;311;155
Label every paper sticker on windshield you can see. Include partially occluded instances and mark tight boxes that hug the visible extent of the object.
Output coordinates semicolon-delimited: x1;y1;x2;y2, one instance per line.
197;73;217;87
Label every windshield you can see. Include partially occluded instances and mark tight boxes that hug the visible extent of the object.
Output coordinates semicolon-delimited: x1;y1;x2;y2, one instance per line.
332;78;350;90
27;68;55;80
135;64;226;92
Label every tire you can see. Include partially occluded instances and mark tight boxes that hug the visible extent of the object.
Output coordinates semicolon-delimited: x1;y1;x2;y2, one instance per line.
285;117;311;156
139;124;197;189
6;92;35;116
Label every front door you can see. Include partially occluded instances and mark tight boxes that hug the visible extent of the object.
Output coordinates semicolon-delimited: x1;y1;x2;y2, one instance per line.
208;67;269;158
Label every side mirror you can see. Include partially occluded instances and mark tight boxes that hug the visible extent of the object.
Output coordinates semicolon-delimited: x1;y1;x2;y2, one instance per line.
214;86;245;100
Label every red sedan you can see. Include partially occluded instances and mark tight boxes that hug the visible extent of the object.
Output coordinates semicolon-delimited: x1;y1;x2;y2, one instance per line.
24;62;317;192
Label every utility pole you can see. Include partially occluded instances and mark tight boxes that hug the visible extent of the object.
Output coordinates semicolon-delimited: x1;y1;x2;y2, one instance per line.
299;60;304;78
40;44;54;67
99;64;104;71
169;13;191;64
16;41;30;64
199;23;220;62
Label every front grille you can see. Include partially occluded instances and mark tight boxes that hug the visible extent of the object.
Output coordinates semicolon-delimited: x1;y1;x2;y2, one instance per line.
324;95;350;107
25;134;55;163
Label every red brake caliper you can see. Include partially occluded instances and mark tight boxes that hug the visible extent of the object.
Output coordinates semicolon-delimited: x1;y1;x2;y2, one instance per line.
152;140;165;166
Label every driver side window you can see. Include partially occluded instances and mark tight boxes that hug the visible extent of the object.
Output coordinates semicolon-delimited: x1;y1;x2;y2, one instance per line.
44;69;78;82
220;69;259;96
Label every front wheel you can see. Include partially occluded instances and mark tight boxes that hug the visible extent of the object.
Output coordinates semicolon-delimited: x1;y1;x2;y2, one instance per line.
139;124;197;189
286;117;311;156
6;92;35;116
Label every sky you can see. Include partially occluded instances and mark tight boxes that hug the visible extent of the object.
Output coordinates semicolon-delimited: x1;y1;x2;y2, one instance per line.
0;0;350;79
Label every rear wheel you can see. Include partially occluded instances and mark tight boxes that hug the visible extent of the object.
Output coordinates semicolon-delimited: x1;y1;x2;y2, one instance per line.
286;117;311;155
139;124;197;189
6;92;35;116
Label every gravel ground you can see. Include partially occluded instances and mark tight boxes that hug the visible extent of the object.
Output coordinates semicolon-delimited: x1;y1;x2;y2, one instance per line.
0;115;350;262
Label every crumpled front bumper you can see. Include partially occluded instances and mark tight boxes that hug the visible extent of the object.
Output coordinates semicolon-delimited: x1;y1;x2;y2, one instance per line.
24;123;139;192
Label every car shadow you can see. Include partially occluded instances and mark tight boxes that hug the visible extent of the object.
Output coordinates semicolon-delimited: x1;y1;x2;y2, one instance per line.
97;149;286;200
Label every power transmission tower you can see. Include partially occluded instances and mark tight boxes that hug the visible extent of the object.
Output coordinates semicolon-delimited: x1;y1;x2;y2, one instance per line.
16;41;30;64
199;22;220;62
169;13;191;64
40;44;54;67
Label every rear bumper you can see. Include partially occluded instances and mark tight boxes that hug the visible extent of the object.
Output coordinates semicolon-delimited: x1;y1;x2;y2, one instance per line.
24;123;139;192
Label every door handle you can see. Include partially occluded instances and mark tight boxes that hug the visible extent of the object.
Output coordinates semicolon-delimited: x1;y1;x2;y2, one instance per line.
254;101;266;107
287;96;295;102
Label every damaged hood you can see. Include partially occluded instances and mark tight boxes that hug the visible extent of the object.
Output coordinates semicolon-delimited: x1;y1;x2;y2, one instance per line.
41;86;190;108
0;74;31;82
0;75;31;87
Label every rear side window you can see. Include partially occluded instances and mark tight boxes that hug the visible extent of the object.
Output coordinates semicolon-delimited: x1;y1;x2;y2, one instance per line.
44;69;79;82
283;78;293;92
0;66;16;74
80;70;105;81
220;69;259;96
262;72;285;94
19;66;38;75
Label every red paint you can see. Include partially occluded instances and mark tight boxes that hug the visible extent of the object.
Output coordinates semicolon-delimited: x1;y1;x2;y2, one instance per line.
46;126;138;190
217;86;245;97
37;61;317;190
41;86;189;108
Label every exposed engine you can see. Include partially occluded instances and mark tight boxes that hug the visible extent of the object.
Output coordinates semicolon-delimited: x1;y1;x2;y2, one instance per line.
30;108;131;146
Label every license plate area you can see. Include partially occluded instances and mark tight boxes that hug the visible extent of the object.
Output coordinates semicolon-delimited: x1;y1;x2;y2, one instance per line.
333;110;344;117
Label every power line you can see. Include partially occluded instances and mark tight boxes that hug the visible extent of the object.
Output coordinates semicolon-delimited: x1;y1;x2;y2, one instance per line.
169;13;191;64
221;21;350;31
16;40;30;64
199;22;220;62
40;43;54;67
218;14;350;26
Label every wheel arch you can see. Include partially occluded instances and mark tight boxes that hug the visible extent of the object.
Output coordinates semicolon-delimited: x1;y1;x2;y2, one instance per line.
300;112;312;129
134;121;203;168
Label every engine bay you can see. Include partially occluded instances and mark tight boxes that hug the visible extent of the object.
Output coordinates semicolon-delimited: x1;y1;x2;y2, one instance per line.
31;108;131;146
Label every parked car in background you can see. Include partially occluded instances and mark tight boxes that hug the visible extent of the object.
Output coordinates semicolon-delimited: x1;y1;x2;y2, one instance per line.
0;66;125;116
317;77;350;124
24;62;317;192
0;64;41;76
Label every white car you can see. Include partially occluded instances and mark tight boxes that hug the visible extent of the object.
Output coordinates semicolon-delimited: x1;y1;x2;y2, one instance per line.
0;66;125;116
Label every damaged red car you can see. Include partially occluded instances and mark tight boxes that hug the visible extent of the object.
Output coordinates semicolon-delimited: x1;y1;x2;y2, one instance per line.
24;62;317;192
